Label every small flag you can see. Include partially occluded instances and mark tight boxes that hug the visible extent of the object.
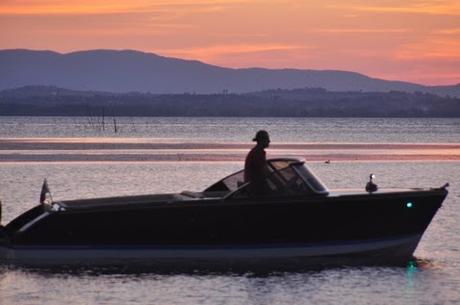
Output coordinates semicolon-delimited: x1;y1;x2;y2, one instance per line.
39;178;52;204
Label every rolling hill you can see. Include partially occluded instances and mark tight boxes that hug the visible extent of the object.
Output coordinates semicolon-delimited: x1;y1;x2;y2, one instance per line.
1;49;458;96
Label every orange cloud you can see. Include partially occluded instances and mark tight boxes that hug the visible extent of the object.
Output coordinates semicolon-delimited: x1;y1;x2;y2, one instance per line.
433;28;460;35
158;43;311;61
0;0;257;15
346;1;460;16
311;28;410;33
395;38;460;59
0;1;147;15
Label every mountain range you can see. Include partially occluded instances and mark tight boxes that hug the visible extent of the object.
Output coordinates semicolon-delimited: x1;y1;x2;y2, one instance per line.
1;49;459;97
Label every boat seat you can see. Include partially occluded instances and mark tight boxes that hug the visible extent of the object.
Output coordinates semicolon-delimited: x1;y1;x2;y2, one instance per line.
180;191;228;199
180;191;204;198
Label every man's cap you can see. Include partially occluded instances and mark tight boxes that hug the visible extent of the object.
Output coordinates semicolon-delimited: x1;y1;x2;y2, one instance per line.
253;130;270;142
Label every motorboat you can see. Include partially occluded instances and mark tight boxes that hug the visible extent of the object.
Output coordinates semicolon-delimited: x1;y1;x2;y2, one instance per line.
0;158;449;269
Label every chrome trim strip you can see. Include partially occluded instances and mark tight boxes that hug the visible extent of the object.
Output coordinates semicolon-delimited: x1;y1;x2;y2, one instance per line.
18;212;49;233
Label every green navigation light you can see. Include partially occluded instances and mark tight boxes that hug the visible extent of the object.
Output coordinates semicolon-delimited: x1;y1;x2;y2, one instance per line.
406;202;413;208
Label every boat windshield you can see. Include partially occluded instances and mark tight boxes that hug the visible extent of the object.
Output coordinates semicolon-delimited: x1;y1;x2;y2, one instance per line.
204;158;328;197
266;159;328;195
204;169;245;192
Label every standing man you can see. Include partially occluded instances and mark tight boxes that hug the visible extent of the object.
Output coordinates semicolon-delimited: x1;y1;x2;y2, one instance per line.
244;130;271;195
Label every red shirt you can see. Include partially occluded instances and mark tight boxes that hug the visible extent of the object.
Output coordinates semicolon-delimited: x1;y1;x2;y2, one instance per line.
244;146;267;183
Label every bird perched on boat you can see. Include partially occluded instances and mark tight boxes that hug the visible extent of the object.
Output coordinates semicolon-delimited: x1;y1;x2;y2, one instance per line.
366;174;378;192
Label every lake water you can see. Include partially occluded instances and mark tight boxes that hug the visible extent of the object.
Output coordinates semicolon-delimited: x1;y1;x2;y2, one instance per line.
0;116;459;143
0;116;459;305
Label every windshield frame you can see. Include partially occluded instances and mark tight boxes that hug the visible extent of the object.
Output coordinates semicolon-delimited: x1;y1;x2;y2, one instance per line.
219;158;329;199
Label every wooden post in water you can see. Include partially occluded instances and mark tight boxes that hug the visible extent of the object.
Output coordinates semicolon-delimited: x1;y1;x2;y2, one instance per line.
102;107;105;131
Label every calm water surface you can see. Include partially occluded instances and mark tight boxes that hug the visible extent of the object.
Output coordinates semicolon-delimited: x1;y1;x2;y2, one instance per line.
0;116;459;143
0;116;459;305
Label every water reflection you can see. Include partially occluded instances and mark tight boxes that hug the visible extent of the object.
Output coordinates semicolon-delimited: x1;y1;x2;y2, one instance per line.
0;260;457;305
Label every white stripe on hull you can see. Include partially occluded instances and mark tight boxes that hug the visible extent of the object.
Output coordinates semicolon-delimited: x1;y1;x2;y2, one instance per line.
0;235;422;266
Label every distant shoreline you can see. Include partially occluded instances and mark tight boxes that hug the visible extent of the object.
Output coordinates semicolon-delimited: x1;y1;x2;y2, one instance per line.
2;114;460;118
2;86;459;117
1;138;459;162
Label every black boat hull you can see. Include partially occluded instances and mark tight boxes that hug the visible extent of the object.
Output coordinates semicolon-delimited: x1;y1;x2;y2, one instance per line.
0;234;422;269
0;188;447;268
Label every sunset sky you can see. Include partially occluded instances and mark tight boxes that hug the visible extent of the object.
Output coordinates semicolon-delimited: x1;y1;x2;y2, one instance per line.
1;0;459;85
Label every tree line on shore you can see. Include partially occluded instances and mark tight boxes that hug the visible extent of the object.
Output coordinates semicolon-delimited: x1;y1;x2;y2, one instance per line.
0;86;459;117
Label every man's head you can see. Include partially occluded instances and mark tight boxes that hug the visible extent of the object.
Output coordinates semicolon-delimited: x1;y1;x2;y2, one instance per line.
253;130;270;148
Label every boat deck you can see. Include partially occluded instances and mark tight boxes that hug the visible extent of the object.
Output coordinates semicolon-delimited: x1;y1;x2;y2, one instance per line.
56;191;228;210
54;188;434;211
